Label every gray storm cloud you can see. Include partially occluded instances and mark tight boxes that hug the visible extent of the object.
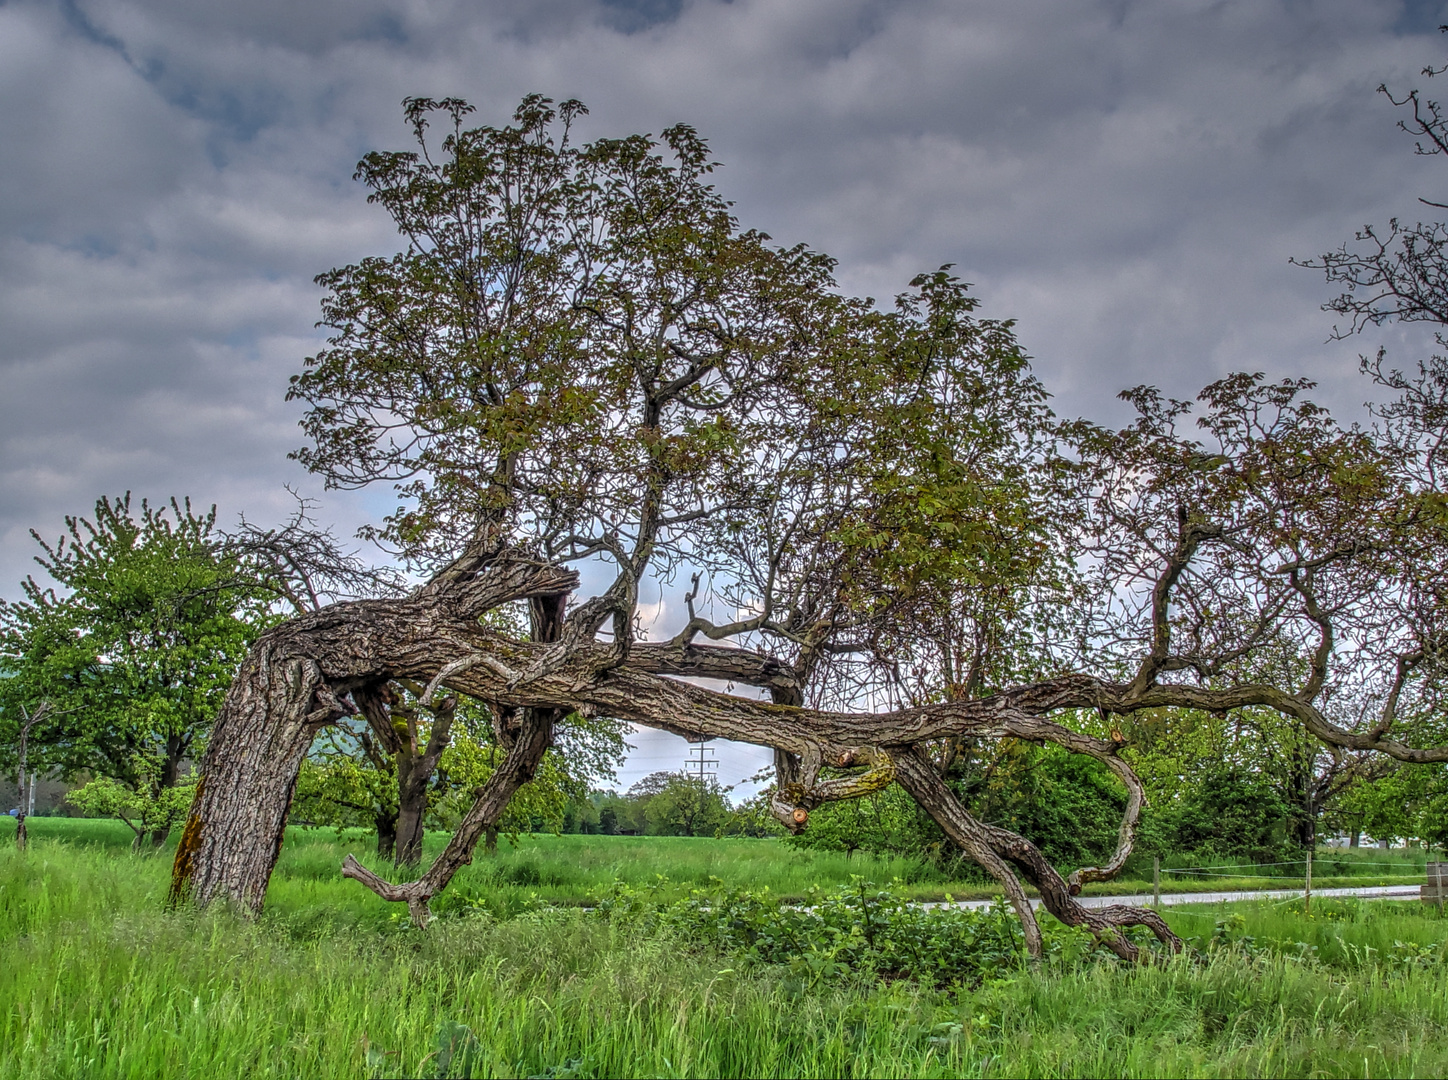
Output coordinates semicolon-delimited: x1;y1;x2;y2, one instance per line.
2;0;1445;790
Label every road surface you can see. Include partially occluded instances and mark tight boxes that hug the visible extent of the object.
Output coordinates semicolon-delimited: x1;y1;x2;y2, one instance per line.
940;884;1421;911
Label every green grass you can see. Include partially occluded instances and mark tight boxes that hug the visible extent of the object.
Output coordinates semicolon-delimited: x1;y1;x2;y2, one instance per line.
5;820;1448;1077
5;819;1433;909
5;817;1007;913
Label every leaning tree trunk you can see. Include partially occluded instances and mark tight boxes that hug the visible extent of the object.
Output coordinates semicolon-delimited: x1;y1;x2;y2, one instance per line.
170;556;579;913
172;552;1188;952
169;644;337;910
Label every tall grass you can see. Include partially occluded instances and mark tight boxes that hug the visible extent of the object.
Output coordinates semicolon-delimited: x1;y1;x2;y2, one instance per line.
4;824;1448;1077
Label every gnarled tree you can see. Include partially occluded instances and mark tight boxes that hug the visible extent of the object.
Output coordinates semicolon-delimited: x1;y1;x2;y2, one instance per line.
172;96;1448;963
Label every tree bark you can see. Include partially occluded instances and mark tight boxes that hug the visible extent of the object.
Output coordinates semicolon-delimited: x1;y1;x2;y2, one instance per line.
169;556;578;911
169;647;336;910
895;749;1046;956
394;778;427;868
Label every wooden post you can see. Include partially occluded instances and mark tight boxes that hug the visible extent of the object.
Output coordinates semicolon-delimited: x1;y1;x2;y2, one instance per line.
1153;856;1161;909
1304;848;1313;913
14;706;32;852
1422;861;1442;908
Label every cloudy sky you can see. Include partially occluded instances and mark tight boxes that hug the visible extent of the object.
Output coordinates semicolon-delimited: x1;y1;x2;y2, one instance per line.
4;0;1447;793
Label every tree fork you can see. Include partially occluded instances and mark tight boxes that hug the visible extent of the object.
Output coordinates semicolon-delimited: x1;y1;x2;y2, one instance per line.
341;590;571;923
342;707;556;926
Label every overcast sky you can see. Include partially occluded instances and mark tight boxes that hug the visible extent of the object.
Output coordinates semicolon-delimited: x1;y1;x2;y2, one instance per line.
4;0;1447;795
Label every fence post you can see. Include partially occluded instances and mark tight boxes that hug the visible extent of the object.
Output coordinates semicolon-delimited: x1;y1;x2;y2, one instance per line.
1438;860;1444;917
1304;848;1313;914
1152;856;1161;909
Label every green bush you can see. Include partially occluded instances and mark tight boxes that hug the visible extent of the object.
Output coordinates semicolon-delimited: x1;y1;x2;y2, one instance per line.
593;878;1112;987
785;743;1128;872
1141;765;1297;862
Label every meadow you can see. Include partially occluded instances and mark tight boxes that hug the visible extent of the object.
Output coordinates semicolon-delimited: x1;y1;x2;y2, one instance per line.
3;818;1448;1078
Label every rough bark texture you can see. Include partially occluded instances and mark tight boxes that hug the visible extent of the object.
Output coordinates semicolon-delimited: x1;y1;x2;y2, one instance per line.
168;649;335;911
169;557;577;910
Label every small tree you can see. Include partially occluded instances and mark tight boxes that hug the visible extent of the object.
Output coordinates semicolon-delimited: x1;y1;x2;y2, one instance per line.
638;774;731;837
1;496;272;846
66;767;198;852
5;702;52;850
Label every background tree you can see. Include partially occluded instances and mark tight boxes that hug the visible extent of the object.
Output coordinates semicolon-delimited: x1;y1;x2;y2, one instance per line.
1334;761;1448;850
1124;703;1389;857
1;496;273;846
66;770;198;853
631;772;731;837
784;783;944;861
0;493;397;847
5;702;52;850
294;693;626;862
291;722;402;855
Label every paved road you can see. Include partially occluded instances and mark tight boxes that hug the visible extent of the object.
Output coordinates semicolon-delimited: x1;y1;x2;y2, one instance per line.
940;884;1422;912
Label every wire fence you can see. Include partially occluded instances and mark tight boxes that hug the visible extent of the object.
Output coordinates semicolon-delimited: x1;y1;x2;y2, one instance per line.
1129;853;1442;920
1161;860;1422;873
1159;884;1417;920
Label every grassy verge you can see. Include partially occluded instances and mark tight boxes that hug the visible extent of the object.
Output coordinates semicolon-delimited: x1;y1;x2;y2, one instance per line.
3;823;1448;1077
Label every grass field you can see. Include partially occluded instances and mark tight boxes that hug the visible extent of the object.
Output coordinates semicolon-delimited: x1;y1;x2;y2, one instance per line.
3;818;1448;1078
9;817;1427;909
